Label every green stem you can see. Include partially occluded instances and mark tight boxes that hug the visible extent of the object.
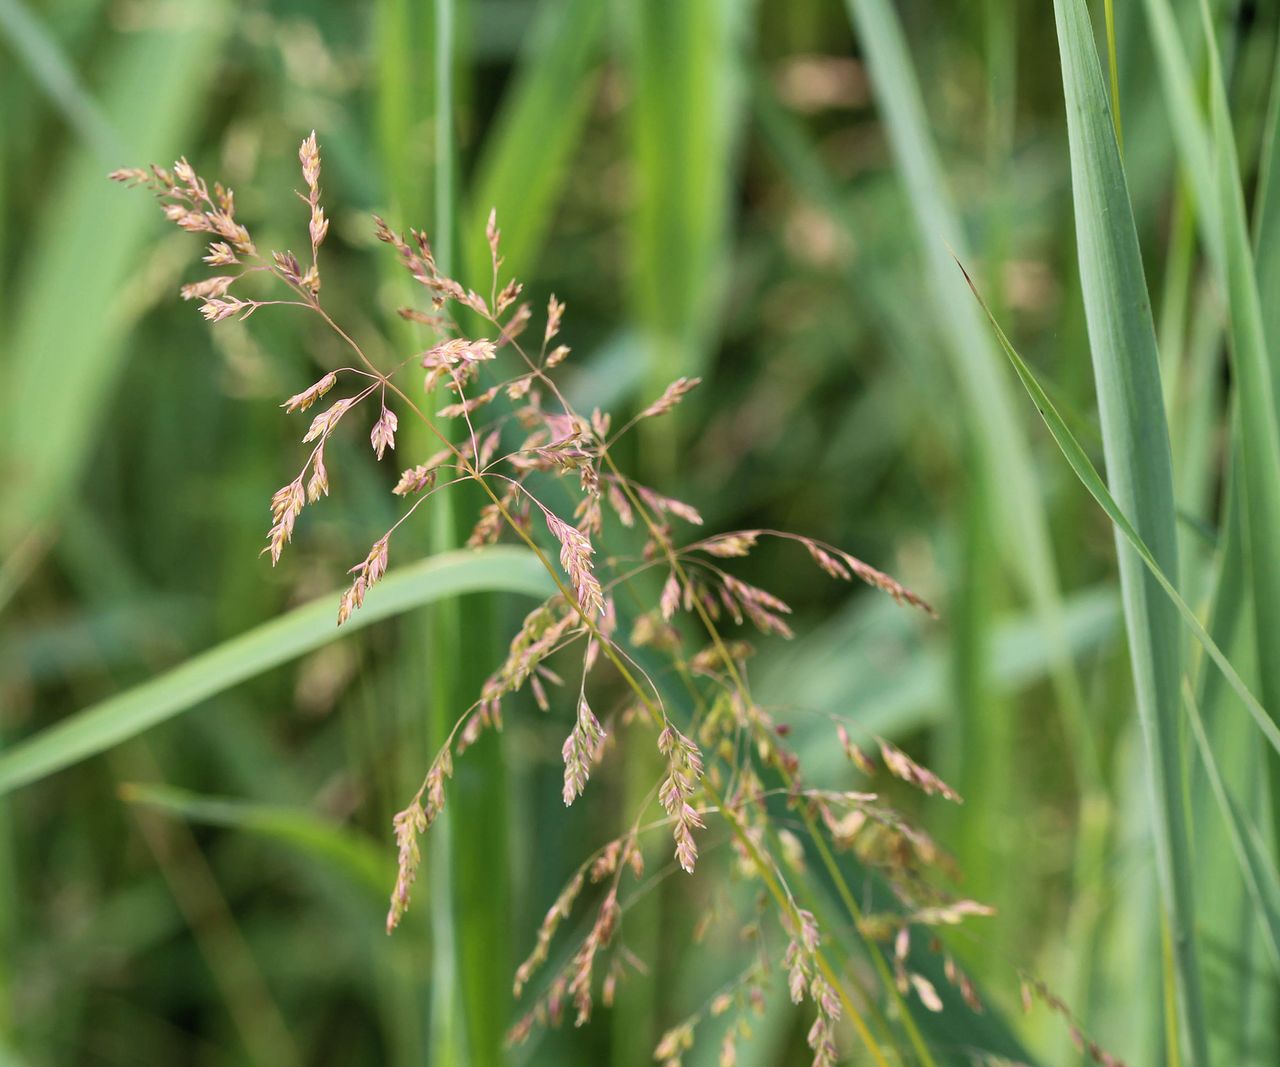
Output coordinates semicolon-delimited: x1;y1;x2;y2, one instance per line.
424;5;468;1064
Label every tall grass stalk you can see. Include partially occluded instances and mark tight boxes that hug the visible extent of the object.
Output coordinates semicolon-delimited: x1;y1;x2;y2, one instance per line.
418;3;477;1063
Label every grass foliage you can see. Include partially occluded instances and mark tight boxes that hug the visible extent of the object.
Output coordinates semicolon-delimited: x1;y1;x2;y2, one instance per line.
4;1;1280;1064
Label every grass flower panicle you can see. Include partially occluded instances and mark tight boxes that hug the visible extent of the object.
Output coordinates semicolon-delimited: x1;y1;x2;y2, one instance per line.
116;133;992;1066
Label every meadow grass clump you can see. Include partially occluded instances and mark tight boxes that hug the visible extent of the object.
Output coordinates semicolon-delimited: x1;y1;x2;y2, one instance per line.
112;131;998;1064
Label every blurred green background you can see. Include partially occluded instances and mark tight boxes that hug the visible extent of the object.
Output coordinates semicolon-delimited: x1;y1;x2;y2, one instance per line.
2;0;1277;1064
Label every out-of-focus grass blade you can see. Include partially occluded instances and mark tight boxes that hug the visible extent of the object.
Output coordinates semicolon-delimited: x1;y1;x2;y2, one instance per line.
1142;28;1280;1044
760;585;1120;774
1203;18;1280;1055
962;265;1274;756
0;0;121;161
375;0;432;227
843;2;1101;1011
843;0;1091;778
1084;724;1162;1063
1103;0;1122;148
1049;6;1208;1050
0;3;228;556
119;748;301;1067
748;75;938;389
1181;687;1280;971
615;6;749;1060
118;783;387;897
1143;28;1280;1053
1185;450;1270;1063
0;547;551;795
1142;0;1280;710
463;0;606;286
1;101;219;1057
1254;30;1280;344
1189;0;1280;727
0;530;51;619
1138;0;1221;266
622;0;748;387
1197;465;1247;720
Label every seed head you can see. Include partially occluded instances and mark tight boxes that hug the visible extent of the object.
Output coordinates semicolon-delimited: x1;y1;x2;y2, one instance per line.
299;130;321;192
282;372;338;413
370;406;398;460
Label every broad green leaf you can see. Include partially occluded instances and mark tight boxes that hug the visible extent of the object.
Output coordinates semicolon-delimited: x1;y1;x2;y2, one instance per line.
0;547;551;796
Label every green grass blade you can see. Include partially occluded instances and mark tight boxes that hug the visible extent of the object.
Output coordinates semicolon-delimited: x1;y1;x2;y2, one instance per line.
966;270;1275;1056
118;783;387;897
1138;0;1221;265
422;7;483;1065
1181;686;1280;971
1253;26;1280;321
463;0;606;286
0;547;551;796
843;0;1092;783
375;0;432;226
1145;30;1280;1029
761;585;1120;769
1103;0;1123;150
1140;0;1280;712
0;4;229;557
1191;0;1280;730
622;0;748;386
1047;7;1208;1049
842;9;1105;1031
370;9;451;1065
962;263;1275;757
1196;455;1247;715
1084;726;1163;1064
0;0;120;161
615;7;749;1060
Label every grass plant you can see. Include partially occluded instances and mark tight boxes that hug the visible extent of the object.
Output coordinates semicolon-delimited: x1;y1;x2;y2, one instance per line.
5;2;1280;1064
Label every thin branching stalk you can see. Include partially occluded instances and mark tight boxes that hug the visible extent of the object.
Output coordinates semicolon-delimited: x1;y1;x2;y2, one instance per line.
112;143;986;1067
